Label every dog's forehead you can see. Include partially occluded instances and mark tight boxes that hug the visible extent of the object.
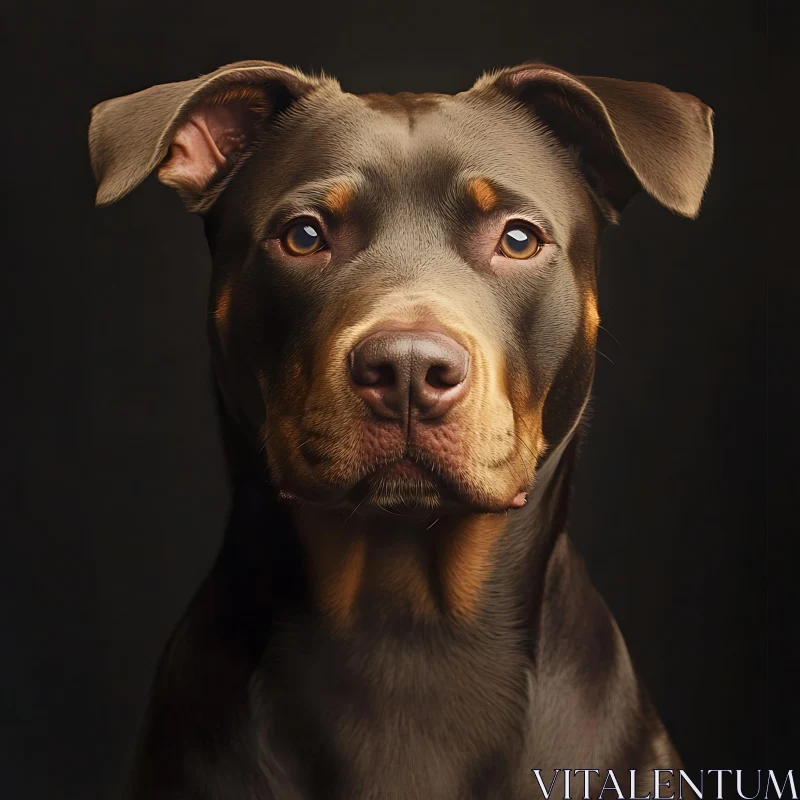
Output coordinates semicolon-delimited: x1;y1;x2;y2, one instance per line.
245;88;587;229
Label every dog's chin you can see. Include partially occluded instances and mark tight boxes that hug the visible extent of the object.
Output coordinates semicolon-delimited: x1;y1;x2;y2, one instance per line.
277;457;527;516
361;459;445;513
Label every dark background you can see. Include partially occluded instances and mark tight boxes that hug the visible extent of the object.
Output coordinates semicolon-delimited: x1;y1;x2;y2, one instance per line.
0;1;784;798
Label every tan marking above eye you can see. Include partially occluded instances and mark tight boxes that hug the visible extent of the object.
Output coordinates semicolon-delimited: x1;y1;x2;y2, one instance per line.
323;183;355;216
467;177;498;212
281;219;326;256
498;223;542;259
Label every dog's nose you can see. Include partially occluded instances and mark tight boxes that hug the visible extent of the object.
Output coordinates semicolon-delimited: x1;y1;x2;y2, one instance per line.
349;331;470;420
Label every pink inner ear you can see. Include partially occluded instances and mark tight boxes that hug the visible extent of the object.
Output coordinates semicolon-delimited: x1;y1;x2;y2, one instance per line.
158;102;255;196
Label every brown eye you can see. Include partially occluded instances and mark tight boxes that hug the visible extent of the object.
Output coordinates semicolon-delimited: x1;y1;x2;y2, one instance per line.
499;223;542;259
281;219;326;256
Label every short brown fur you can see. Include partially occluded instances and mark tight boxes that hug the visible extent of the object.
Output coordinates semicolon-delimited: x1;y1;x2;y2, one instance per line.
88;59;714;800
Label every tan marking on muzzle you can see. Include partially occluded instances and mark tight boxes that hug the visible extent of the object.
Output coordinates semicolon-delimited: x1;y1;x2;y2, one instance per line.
274;288;524;511
467;177;499;213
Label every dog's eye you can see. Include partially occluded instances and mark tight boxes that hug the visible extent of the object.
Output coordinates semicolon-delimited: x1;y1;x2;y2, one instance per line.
281;220;326;256
498;223;542;259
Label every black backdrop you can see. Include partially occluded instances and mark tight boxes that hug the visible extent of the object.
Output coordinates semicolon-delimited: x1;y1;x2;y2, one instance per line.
0;1;781;798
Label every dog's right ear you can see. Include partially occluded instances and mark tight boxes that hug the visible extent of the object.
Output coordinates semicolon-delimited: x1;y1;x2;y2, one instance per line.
89;61;328;210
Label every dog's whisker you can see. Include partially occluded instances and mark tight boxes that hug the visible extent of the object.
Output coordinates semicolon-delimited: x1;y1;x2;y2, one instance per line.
513;429;538;467
376;502;404;517
598;324;628;358
512;438;536;483
596;347;615;365
343;497;366;526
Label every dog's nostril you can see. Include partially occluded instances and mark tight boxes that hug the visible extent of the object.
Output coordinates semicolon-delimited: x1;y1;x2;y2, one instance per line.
363;363;395;387
350;351;396;387
425;361;467;389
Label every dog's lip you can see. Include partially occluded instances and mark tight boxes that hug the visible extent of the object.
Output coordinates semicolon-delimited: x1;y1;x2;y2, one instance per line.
348;454;525;513
324;453;448;505
277;452;529;513
373;455;431;480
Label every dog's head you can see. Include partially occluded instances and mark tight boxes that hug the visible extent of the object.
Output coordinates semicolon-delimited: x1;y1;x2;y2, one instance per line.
90;61;713;514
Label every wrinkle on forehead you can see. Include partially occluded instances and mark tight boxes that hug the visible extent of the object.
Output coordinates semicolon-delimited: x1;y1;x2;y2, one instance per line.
240;88;593;241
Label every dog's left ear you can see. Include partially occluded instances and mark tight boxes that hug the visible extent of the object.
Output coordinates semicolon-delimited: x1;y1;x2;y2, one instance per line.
89;60;328;211
475;64;714;220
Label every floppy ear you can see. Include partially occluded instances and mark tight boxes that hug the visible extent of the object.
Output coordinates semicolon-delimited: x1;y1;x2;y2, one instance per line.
89;60;328;211
475;64;714;220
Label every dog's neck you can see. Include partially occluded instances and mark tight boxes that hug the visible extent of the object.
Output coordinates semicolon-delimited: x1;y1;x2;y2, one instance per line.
291;440;576;632
221;418;580;642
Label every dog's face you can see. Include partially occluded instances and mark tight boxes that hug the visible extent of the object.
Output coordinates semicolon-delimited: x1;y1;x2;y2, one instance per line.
90;62;713;514
209;89;603;513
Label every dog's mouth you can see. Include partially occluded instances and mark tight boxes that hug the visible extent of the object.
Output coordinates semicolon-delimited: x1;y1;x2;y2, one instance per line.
277;449;528;516
268;363;537;515
277;453;448;513
357;456;452;512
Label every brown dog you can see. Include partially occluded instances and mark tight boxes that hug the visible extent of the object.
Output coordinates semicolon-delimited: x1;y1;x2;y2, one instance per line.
90;61;713;799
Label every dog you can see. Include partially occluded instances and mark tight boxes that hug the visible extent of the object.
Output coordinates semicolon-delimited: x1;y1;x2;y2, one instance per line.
89;60;713;799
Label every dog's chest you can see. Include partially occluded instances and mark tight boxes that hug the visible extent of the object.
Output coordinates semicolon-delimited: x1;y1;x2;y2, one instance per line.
252;622;531;799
